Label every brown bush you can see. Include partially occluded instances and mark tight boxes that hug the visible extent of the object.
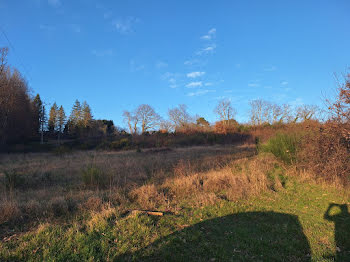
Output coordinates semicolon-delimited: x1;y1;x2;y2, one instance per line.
297;74;350;185
80;196;103;212
129;184;167;210
0;200;21;224
214;121;238;134
299;122;350;185
23;199;41;217
163;173;202;200
162;154;277;205
48;196;68;217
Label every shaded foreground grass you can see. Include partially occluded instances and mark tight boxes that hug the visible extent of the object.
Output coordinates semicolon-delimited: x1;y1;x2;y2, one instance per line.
0;174;349;261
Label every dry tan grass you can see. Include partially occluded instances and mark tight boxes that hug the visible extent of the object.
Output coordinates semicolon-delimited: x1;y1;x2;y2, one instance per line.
286;165;350;199
129;184;167;210
167;154;277;202
129;154;281;210
0;144;255;233
0;200;21;224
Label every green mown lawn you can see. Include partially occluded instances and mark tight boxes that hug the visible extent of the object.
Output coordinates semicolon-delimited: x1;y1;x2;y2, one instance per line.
1;179;349;261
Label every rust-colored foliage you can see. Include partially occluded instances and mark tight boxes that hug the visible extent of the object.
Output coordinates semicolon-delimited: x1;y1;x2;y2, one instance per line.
331;73;350;122
299;74;350;185
214;120;237;134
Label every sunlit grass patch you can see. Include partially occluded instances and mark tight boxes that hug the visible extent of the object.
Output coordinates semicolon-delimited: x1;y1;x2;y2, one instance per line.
258;132;301;165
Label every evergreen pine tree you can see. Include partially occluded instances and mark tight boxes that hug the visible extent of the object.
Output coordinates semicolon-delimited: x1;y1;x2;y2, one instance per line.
40;105;47;144
69;100;82;126
32;94;43;136
48;102;58;135
32;94;47;144
57;105;66;143
82;101;93;128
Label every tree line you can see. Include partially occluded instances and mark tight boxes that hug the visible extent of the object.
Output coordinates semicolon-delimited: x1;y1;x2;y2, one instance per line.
121;99;321;134
0;47;117;147
0;46;323;147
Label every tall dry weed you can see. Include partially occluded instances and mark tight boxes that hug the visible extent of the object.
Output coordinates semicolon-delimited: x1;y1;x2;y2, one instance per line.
0;200;21;224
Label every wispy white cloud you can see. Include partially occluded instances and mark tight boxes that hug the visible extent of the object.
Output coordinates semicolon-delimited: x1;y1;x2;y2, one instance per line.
248;79;262;88
184;59;207;67
161;72;182;88
187;89;215;97
205;82;213;86
48;0;61;8
203;46;216;52
156;61;168;69
187;71;205;78
281;81;288;86
264;65;277;72
200;28;216;40
112;17;139;34
208;28;216;34
196;45;216;55
201;35;211;40
91;49;114;57
161;72;180;80
186;81;203;88
168;78;178;88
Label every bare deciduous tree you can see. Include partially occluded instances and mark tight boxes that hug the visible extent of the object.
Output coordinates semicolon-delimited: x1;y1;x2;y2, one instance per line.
159;120;172;132
269;103;281;124
168;104;192;129
249;99;271;125
214;99;236;125
279;104;294;123
123;110;138;134
135;104;161;133
296;105;319;122
330;73;350;123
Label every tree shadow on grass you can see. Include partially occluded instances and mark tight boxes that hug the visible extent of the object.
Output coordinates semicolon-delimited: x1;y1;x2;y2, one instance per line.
119;211;311;261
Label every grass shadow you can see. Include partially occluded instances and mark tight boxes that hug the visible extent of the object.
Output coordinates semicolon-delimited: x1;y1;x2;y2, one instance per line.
119;211;311;261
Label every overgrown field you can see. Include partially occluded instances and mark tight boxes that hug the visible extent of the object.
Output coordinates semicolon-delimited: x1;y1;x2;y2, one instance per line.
0;142;349;261
0;145;255;236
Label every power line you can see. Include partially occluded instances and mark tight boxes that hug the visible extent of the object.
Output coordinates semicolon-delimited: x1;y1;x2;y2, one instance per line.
0;25;33;82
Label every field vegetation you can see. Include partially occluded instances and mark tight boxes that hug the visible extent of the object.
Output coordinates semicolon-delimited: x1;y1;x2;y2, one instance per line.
0;47;350;260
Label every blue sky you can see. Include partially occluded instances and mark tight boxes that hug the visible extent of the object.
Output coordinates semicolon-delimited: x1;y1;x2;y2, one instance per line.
1;0;349;126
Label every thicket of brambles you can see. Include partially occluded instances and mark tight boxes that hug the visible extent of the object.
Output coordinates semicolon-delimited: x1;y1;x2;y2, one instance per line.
1;46;349;184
